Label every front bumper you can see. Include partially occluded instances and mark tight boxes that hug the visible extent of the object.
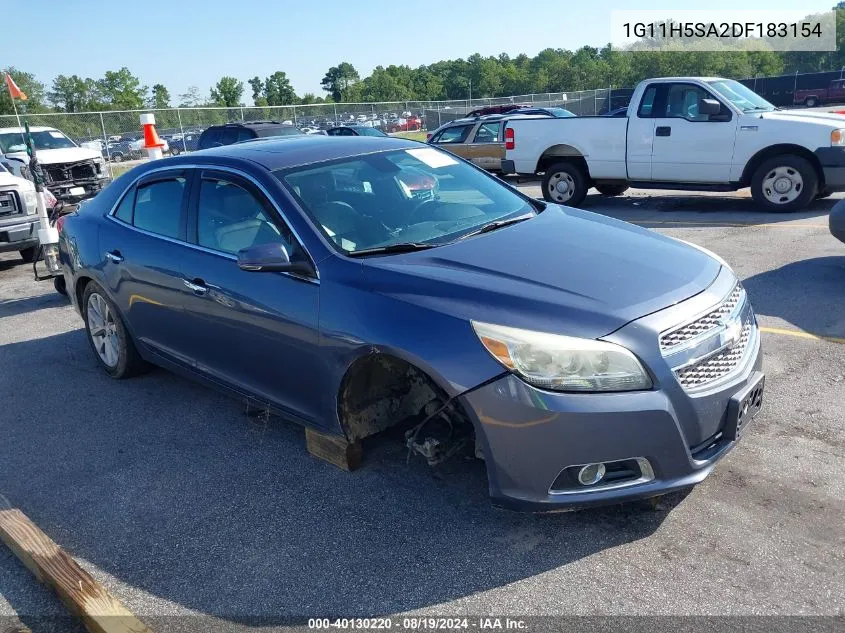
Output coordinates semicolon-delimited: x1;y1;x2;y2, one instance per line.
0;217;39;253
460;268;764;512
50;177;110;202
814;147;845;191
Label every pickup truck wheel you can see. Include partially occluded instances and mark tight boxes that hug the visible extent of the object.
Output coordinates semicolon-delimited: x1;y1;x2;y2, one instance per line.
816;188;834;199
82;282;147;378
19;246;38;263
751;155;818;213
542;162;588;206
805;97;819;108
595;184;629;197
170;146;181;156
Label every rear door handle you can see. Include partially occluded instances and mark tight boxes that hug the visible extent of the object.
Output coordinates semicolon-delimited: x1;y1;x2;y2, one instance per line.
183;278;208;295
656;126;671;137
105;250;124;263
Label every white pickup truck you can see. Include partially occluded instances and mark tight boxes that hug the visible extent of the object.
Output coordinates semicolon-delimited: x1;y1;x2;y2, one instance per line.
502;77;845;212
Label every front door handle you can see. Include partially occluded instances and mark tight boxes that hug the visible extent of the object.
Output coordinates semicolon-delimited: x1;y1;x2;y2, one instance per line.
656;126;672;137
105;250;124;263
183;278;208;295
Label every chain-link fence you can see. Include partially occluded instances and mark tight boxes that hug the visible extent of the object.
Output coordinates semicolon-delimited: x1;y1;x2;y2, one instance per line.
0;88;619;171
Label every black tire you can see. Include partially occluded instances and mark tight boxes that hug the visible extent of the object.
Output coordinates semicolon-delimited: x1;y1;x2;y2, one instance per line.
81;281;147;379
595;184;629;197
19;246;38;263
170;146;181;156
805;97;819;108
111;153;123;163
53;275;67;296
816;188;834;199
750;155;818;213
541;161;589;207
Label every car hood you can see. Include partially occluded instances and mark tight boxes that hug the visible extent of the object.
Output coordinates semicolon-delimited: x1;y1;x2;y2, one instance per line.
758;110;845;128
0;171;33;190
363;206;722;339
3;147;101;165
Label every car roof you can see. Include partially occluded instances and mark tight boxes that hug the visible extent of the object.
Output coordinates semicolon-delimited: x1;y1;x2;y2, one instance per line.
187;135;422;170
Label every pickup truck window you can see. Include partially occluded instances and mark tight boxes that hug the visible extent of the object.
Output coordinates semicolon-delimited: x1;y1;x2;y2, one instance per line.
637;86;657;117
664;84;716;121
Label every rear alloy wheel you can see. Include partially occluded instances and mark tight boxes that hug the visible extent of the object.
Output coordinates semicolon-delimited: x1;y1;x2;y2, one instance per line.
750;155;817;213
805;97;819;108
19;246;38;263
595;184;629;197
170;146;181;156
541;162;589;206
82;282;147;378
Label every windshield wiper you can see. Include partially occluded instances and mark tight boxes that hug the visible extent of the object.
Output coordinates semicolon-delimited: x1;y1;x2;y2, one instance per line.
455;213;535;241
347;242;436;257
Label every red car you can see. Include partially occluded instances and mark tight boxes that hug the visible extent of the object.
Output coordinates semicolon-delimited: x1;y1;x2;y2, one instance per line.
794;79;845;108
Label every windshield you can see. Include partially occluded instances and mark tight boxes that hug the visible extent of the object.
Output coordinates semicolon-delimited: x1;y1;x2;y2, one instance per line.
548;107;576;118
0;130;77;153
355;127;387;137
708;79;775;112
276;147;536;255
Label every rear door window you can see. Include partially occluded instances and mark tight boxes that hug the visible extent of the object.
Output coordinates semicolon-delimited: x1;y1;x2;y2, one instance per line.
431;125;473;144
473;122;501;143
132;177;187;239
221;127;241;145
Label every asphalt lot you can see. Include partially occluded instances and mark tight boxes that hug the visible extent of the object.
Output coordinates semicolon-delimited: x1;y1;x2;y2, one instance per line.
0;185;844;632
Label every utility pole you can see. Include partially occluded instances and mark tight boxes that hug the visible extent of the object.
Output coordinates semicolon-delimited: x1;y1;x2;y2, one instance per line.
468;78;472;104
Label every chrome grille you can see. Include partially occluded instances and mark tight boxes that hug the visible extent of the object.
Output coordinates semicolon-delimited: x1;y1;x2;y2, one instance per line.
0;190;21;218
660;283;743;352
675;320;753;390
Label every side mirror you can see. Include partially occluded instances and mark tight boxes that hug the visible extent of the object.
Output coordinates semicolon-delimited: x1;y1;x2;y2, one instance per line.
237;242;314;276
699;99;722;116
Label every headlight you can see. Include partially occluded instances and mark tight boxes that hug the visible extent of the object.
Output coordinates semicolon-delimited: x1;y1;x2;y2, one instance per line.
471;321;652;392
831;129;845;146
22;189;37;215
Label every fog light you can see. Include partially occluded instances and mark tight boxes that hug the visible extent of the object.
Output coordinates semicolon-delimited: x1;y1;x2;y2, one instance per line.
578;463;606;486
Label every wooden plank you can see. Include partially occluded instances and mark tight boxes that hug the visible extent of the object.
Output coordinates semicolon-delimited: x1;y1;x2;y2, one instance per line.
0;509;151;633
305;427;362;471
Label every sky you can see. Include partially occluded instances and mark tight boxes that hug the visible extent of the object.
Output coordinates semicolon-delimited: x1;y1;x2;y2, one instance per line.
3;0;837;103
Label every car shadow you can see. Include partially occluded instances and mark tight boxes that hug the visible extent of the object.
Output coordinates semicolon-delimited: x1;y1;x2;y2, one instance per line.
580;193;838;229
742;255;845;338
0;330;686;629
0;293;69;319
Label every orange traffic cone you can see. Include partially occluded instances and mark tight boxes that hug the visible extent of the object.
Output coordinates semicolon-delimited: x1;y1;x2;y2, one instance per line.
139;113;164;160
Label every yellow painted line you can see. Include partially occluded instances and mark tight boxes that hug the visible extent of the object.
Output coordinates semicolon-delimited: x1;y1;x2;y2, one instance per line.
760;326;845;345
636;221;827;228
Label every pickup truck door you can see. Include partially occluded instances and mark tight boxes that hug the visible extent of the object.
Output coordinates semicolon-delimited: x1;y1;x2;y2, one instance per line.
625;85;658;180
648;82;737;183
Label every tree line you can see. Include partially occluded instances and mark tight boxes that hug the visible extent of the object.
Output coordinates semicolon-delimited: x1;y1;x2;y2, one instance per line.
2;9;844;116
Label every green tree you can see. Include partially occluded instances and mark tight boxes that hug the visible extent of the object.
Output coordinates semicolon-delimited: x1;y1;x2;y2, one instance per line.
96;67;147;109
178;85;204;107
150;83;171;109
49;74;102;112
264;71;297;105
248;76;267;106
210;76;244;107
321;62;360;101
0;67;46;115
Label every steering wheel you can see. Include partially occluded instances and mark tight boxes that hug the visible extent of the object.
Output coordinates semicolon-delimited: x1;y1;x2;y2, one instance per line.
407;198;442;223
